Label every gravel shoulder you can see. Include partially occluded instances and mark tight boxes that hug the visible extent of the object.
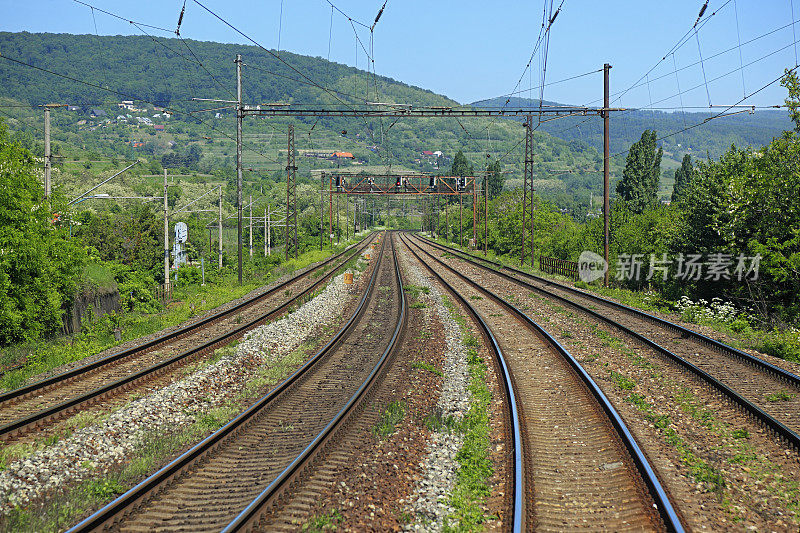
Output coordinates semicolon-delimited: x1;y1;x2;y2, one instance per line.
0;258;371;527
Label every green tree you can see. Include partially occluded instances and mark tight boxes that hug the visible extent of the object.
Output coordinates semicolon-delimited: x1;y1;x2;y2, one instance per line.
486;159;503;200
671;154;694;204
0;122;85;344
450;150;473;176
616;130;662;213
781;68;800;132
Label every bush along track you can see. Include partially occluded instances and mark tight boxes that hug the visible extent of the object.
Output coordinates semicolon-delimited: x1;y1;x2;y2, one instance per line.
0;263;368;529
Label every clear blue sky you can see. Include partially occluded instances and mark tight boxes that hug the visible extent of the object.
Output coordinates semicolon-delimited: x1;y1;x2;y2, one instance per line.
1;0;796;108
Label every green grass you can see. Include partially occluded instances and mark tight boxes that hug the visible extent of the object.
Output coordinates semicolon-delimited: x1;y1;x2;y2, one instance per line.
0;242;360;392
372;400;407;439
439;297;495;531
80;262;117;291
0;336;328;532
624;392;725;493
444;348;495;532
573;281;800;364
411;360;443;377
609;370;636;390
766;390;796;402
423;407;459;433
302;509;343;532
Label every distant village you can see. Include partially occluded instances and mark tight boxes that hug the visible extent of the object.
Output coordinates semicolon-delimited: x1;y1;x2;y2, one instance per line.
67;100;170;132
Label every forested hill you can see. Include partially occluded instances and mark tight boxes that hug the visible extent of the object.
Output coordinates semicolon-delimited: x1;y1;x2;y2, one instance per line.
0;31;454;111
471;96;792;158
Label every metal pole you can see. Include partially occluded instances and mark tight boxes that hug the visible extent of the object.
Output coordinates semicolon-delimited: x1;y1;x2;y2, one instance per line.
604;63;611;287
522;115;534;266
235;54;243;284
286;124;297;259
472;180;476;248
249;194;253;258
44;107;51;199
484;178;488;256
328;175;333;244
529;135;534;268
459;189;463;247
267;204;271;256
336;193;340;245
218;185;223;269
320;172;325;250
164;169;170;291
346;194;350;240
264;207;267;257
445;193;449;242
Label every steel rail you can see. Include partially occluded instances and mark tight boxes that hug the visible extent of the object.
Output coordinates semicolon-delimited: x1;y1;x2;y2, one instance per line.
223;232;407;531
397;234;525;532
415;235;800;450
0;234;373;407
0;237;374;439
67;233;390;532
419;235;800;389
404;234;685;532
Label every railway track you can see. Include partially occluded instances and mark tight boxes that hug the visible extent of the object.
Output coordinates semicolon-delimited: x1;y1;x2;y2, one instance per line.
0;235;374;441
413;234;800;450
68;231;406;532
401;234;684;532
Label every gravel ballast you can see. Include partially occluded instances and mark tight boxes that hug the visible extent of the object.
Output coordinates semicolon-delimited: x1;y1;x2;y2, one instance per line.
402;267;471;530
0;270;359;514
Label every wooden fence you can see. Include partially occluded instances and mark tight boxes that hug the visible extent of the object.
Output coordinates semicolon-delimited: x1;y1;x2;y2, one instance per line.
154;283;173;303
539;256;579;281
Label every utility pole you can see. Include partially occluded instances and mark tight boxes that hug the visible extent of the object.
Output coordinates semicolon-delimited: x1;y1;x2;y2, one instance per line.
603;63;612;287
249;194;253;258
459;189;463;247
472;180;476;248
267;204;272;256
445;193;449;242
346;195;350;240
164;169;170;292
218;185;223;269
336;193;340;244
286;124;298;259
521;115;534;266
44;106;51;199
264;207;267;257
235;54;244;284
328;174;333;245
320;172;325;250
484;177;488;256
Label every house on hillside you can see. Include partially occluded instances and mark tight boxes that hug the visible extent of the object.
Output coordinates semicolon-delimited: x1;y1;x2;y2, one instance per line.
67;105;81;112
89;109;106;118
333;152;354;160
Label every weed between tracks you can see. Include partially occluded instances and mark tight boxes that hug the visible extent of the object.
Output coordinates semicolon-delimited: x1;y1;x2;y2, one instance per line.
411;360;443;377
302;508;343;531
440;295;495;532
372;400;407;439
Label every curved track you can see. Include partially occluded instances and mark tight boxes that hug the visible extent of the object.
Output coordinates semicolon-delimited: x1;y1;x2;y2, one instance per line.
0;236;374;441
402;234;684;532
415;235;800;450
68;232;405;532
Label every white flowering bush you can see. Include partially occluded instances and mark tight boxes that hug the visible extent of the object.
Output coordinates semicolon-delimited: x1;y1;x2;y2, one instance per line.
675;296;751;333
